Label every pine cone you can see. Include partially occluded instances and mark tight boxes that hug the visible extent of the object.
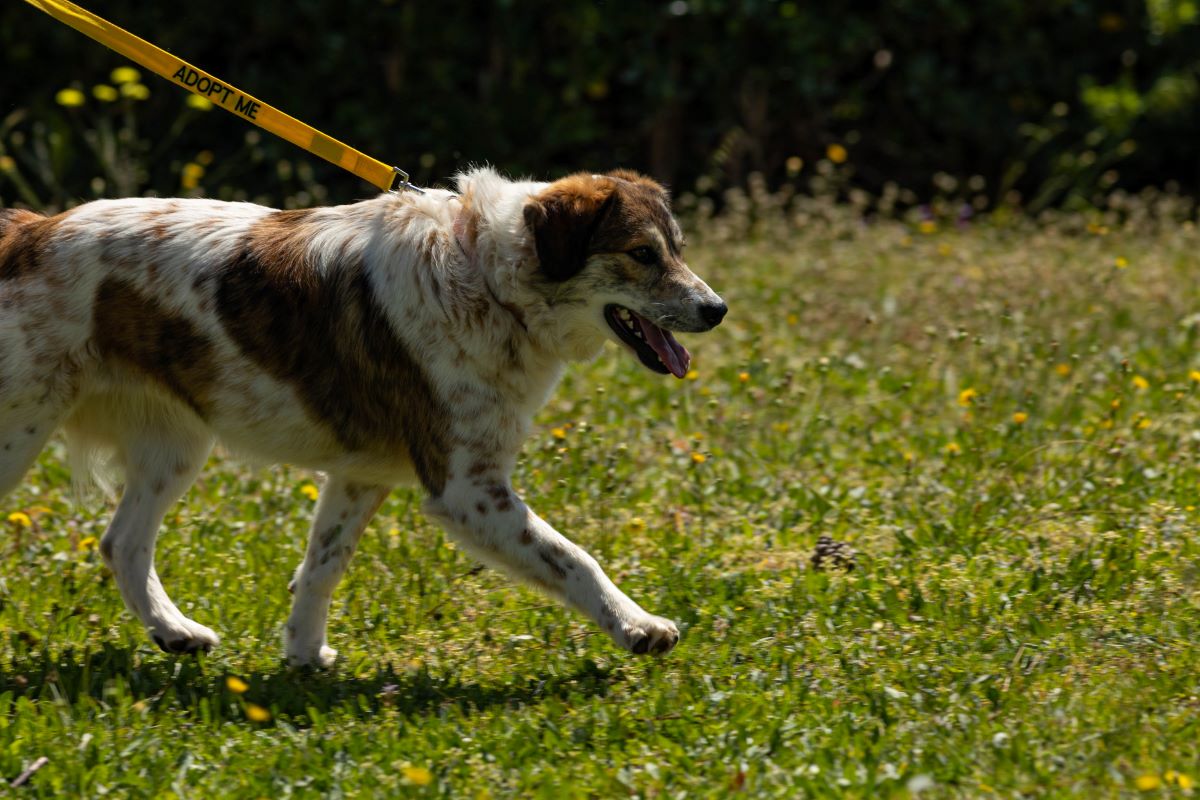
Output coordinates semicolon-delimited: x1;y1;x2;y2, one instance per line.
810;535;856;571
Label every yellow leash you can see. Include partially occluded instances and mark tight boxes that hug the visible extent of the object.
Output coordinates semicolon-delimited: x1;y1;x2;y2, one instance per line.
21;0;421;194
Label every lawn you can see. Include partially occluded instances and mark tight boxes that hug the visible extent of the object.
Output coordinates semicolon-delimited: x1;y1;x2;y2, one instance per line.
1;195;1198;797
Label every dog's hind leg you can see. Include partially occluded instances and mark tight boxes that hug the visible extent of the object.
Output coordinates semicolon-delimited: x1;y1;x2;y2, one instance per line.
285;477;390;668
0;414;60;499
95;414;217;654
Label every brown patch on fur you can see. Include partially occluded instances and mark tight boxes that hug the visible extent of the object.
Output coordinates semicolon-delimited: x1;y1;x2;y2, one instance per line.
93;278;217;417
522;171;676;280
216;212;450;495
317;524;344;550
468;460;496;478
538;548;568;580
475;501;488;515
0;210;53;282
519;528;534;545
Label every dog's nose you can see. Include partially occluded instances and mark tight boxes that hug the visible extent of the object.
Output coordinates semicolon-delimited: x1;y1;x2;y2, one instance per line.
700;300;728;329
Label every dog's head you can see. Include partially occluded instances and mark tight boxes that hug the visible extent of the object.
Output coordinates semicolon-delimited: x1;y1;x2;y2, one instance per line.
521;170;726;377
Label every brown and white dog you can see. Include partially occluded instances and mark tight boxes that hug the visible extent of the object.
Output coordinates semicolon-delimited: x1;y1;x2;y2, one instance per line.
0;168;725;666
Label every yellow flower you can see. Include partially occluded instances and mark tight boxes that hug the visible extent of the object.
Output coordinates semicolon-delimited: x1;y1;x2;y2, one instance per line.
402;766;433;786
120;83;150;101
1134;774;1161;791
551;427;567;440
903;451;915;462
786;313;799;326
1012;411;1028;425
186;94;213;111
1132;375;1149;391
918;220;937;235
825;143;848;164
226;676;249;694
78;535;98;551
957;388;978;407
1114;256;1129;269
244;703;271;722
691;452;707;464
55;88;85;107
300;484;320;501
1055;363;1072;377
111;66;141;85
7;512;32;528
1167;771;1195;789
1137;417;1152;430
1189;370;1200;383
686;369;699;380
92;84;118;102
944;442;961;455
738;371;750;383
772;421;790;433
627;517;646;533
0;156;14;173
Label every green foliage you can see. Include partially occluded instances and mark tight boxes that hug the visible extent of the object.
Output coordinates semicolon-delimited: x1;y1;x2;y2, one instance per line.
2;196;1199;796
2;1;1199;208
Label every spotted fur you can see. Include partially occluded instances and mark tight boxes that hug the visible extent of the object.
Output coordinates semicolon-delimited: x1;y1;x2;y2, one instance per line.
0;168;724;665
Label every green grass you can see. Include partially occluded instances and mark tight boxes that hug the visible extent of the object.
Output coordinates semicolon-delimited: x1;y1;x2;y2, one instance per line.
2;208;1199;797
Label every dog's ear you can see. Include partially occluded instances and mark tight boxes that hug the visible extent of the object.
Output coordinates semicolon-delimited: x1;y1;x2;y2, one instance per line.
523;175;617;281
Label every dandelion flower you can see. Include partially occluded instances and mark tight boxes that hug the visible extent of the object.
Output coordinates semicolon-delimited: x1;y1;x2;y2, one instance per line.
825;144;848;164
1137;417;1151;430
786;313;799;326
110;66;141;85
1134;774;1161;790
1189;371;1200;383
1012;411;1028;424
551;427;567;440
55;88;85;107
918;220;937;235
627;517;646;533
7;512;32;528
402;766;433;786
180;162;205;190
245;703;271;722
300;484;320;501
226;676;249;694
691;452;707;464
1055;363;1072;377
738;371;750;383
120;83;150;100
1132;375;1149;391
92;84;118;102
686;369;700;380
957;388;978;407
0;156;14;173
78;535;98;551
944;442;961;455
1114;256;1129;269
186;94;213;111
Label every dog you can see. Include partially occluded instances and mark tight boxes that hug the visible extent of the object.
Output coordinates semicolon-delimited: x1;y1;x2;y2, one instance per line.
0;168;726;666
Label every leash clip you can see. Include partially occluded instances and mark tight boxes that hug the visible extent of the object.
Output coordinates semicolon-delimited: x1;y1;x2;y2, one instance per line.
388;166;424;195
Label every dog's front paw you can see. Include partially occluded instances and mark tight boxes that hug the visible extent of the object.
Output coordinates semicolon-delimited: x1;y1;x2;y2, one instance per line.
149;619;220;655
616;614;679;656
284;625;338;668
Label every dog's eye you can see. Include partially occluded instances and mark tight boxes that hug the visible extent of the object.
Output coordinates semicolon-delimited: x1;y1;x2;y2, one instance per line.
628;246;658;265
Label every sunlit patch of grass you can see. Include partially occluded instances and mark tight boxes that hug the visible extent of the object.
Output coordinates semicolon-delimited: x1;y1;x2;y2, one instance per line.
1;200;1199;796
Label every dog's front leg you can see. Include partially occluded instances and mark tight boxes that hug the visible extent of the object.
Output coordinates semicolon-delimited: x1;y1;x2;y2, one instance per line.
285;477;390;667
425;473;679;655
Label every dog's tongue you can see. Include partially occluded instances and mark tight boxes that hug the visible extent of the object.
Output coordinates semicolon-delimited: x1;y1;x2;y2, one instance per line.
637;314;691;378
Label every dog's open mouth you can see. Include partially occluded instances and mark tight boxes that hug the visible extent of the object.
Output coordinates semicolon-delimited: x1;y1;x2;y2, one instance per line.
604;304;691;378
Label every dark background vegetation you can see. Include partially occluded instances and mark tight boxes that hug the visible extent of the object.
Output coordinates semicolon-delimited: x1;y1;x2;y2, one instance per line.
2;0;1198;210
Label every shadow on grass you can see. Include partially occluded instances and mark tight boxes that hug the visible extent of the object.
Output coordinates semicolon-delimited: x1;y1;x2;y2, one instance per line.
0;642;622;724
